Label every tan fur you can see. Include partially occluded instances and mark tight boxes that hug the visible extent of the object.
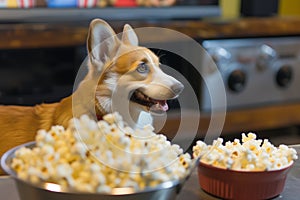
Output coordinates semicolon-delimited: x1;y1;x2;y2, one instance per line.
0;97;72;174
0;19;183;175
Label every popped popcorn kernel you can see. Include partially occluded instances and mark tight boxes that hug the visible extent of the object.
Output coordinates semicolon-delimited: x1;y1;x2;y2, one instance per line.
11;112;192;193
193;132;298;171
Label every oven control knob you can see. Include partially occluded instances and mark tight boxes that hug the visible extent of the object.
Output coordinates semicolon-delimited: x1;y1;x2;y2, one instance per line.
276;65;293;88
210;47;231;64
256;44;277;71
228;69;247;92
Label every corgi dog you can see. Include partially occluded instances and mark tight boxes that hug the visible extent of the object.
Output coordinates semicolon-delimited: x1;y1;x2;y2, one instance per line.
0;19;184;174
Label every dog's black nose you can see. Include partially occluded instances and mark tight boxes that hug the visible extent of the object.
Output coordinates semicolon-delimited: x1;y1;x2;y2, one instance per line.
172;83;184;95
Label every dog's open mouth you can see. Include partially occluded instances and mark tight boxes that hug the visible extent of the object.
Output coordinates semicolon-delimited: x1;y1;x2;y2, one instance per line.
130;90;169;113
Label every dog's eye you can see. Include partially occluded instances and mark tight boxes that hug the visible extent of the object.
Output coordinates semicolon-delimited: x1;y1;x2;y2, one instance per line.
136;62;149;74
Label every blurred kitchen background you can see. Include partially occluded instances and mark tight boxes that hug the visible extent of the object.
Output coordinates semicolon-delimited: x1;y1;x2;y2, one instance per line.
1;0;300;147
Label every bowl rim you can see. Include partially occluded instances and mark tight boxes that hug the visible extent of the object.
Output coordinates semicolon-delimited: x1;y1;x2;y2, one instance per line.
198;160;294;174
1;141;181;195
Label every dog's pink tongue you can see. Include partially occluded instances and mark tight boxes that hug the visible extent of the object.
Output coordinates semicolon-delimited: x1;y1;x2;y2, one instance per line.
161;101;169;111
153;100;168;112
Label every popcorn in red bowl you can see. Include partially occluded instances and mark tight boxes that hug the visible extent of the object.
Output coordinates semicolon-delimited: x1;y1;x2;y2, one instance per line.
193;133;298;200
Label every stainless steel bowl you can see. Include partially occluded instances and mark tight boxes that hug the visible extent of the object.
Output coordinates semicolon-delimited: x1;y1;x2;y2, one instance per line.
1;142;183;200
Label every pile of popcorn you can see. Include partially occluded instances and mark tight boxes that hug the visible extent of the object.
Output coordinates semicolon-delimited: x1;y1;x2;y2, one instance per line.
11;112;192;193
193;132;298;171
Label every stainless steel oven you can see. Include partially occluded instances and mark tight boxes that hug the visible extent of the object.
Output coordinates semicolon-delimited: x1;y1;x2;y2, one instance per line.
200;37;300;111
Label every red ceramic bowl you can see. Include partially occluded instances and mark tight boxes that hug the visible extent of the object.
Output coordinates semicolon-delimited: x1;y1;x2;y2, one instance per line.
197;162;294;200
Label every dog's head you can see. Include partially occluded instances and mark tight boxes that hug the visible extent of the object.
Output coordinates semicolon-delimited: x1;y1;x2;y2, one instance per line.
86;19;184;124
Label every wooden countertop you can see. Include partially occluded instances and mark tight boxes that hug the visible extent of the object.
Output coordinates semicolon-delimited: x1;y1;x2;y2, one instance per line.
1;16;300;49
0;23;87;49
161;102;300;138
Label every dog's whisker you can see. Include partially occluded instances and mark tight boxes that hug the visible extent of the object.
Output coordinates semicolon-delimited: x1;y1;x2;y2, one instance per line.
158;53;166;60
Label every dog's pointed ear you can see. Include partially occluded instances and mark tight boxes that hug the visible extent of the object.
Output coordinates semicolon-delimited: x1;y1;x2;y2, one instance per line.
121;24;138;46
87;19;120;67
